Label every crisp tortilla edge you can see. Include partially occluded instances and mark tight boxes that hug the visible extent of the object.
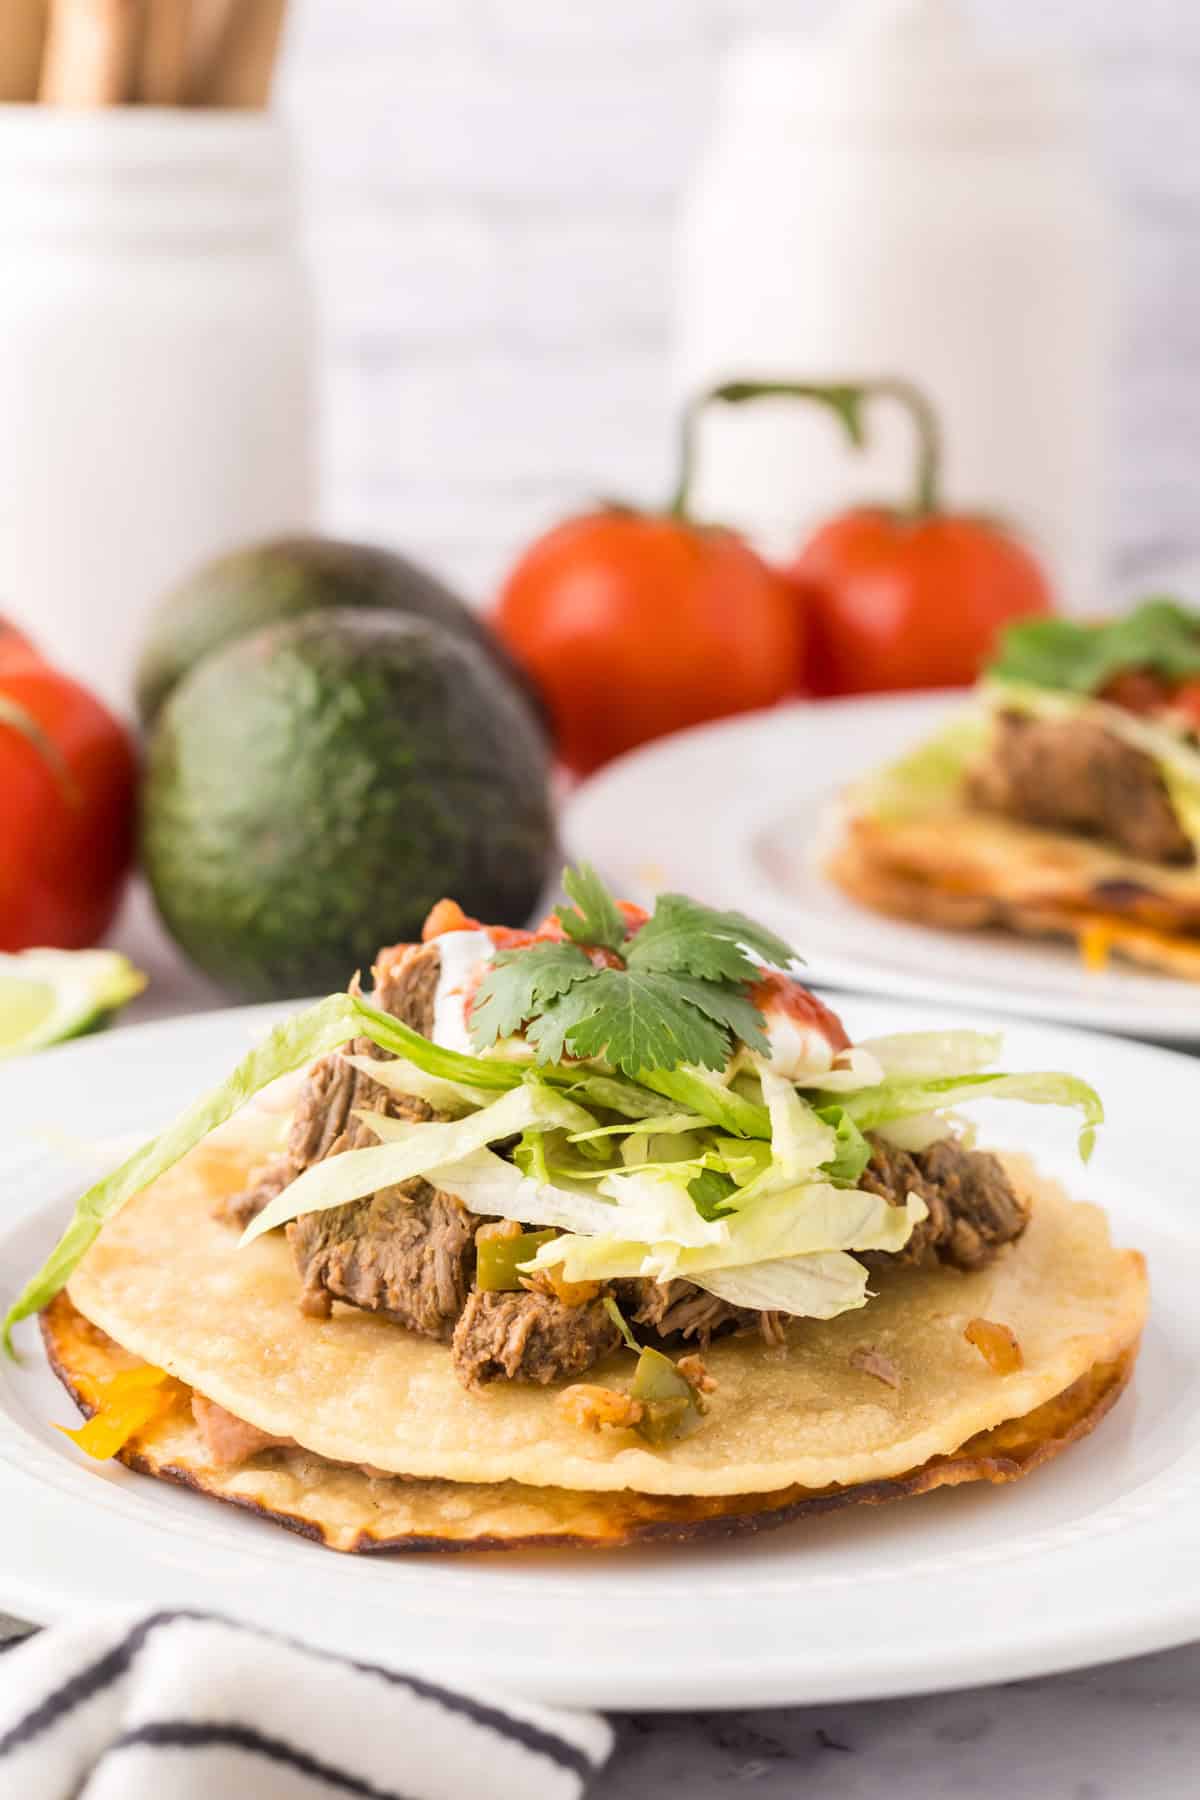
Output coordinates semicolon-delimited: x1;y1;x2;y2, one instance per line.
827;822;1200;979
40;1293;1139;1555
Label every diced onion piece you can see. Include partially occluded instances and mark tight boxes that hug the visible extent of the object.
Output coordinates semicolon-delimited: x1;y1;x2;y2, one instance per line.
557;1385;644;1432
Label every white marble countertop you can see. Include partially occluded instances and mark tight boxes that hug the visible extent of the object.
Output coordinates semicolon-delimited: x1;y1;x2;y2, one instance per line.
22;885;1197;1797
598;1641;1200;1797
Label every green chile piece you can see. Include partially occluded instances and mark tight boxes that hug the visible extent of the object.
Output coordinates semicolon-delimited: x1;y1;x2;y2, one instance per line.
631;1346;703;1445
476;1228;558;1292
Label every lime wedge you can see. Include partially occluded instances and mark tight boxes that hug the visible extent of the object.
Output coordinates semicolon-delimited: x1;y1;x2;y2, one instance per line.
0;951;146;1059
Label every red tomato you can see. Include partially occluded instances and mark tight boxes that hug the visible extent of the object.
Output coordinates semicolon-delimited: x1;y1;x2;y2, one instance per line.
0;662;138;949
419;898;530;949
493;513;802;776
0;618;40;672
789;510;1053;696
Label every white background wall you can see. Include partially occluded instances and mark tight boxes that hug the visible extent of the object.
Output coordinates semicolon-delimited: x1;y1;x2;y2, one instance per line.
279;0;1200;608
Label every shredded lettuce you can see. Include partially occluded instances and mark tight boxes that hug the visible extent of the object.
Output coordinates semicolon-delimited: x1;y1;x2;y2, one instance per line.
855;712;988;822
691;1250;871;1319
523;1180;926;1286
423;1147;624;1236
241;1082;597;1244
603;1294;642;1352
505;1127;706;1188
819;1070;1104;1160
985;677;1200;859
872;1111;954;1153
723;1068;836;1208
593;1169;730;1249
793;1046;884;1092
4;938;1107;1359
342;1054;493;1116
2;992;368;1351
762;1068;838;1180
0;975;692;1346
618;1129;707;1171
546;1070;668;1120
816;1106;875;1183
567;1113;709;1142
688;1166;738;1219
354;999;674;1120
641;1064;770;1139
513;1129;552;1187
856;1031;1003;1082
859;657;1200;857
353;997;533;1092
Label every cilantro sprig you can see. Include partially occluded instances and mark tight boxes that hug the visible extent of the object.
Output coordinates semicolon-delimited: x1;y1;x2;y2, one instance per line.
990;597;1200;694
552;863;627;950
468;864;801;1078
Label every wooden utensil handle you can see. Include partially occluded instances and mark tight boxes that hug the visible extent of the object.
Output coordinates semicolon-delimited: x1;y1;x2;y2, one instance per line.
0;0;48;102
136;0;192;105
40;0;139;105
191;0;287;108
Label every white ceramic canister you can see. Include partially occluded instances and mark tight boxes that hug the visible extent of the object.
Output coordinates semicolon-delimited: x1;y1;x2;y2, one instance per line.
0;108;315;713
674;0;1113;610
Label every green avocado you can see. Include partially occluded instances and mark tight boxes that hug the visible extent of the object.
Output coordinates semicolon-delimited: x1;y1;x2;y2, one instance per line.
141;610;555;1000
134;534;534;728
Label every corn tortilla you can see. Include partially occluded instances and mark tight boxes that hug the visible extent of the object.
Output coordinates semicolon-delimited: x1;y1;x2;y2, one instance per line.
41;1291;1138;1553
830;804;1200;979
62;1125;1147;1500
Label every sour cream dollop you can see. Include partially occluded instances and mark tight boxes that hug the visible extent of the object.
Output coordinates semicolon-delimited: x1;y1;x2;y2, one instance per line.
429;928;494;1053
747;972;850;1082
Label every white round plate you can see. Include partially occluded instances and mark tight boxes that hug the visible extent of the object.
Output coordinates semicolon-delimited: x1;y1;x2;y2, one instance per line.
0;1004;1195;1709
563;695;1200;1042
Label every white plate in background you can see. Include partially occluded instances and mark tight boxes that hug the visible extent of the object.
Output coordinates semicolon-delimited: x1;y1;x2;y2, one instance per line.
563;694;1200;1043
0;1003;1194;1708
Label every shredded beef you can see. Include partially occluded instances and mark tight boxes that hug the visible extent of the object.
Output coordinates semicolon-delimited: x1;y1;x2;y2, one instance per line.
970;710;1192;866
374;940;442;1036
451;1289;622;1388
859;1135;1029;1271
288;1179;478;1339
221;943;445;1230
221;922;1032;1395
220;1050;433;1230
849;1345;902;1390
612;1278;784;1348
223;1157;293;1230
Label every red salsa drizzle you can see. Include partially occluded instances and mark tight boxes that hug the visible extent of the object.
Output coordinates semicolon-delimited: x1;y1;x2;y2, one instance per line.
747;970;850;1053
1100;668;1200;735
419;899;841;1064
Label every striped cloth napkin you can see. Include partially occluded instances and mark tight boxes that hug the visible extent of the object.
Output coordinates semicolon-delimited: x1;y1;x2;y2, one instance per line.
0;1609;612;1799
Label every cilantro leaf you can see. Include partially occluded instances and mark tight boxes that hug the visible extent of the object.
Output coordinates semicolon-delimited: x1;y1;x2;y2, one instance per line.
627;894;799;983
466;870;805;1079
991;597;1200;694
527;969;732;1076
469;943;595;1050
666;975;770;1057
554;863;628;950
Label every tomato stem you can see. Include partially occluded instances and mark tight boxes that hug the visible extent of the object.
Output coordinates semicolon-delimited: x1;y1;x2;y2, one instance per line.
669;377;943;522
